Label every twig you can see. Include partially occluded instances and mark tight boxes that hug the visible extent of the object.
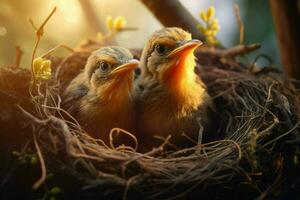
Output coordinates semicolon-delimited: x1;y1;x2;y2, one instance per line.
249;54;273;72
122;135;171;170
181;132;198;144
120;27;139;31
260;121;300;149
14;46;23;68
109;128;138;151
40;44;74;58
122;175;137;200
29;6;57;83
32;132;47;190
197;117;204;145
234;4;244;45
198;43;261;57
254;172;283;200
17;105;49;125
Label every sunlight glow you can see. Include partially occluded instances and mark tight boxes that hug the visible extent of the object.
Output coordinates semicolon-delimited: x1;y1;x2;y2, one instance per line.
0;27;7;36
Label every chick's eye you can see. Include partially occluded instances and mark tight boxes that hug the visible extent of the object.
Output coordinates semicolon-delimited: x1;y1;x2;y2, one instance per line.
99;62;109;72
155;44;168;55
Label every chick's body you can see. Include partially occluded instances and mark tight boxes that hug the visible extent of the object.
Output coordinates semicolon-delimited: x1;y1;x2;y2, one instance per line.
63;46;139;144
136;27;214;147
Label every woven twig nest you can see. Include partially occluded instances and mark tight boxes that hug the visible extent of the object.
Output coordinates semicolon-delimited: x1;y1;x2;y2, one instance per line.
1;45;300;200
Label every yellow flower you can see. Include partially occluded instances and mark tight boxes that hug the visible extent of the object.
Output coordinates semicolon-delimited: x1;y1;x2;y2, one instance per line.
213;24;221;31
197;6;220;46
33;57;43;76
211;19;219;29
211;30;218;37
206;7;215;22
200;11;207;22
113;16;126;31
40;60;51;80
204;30;214;37
196;24;206;34
206;36;214;45
206;36;218;45
106;16;114;31
33;57;52;81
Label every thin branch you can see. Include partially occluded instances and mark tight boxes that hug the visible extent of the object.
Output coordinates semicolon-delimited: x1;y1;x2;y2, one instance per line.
32;133;47;190
198;43;261;57
40;44;74;58
14;46;23;68
234;4;244;45
109;128;138;151
29;7;57;82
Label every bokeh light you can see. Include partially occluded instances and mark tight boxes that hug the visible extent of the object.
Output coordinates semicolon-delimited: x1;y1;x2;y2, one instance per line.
0;0;280;68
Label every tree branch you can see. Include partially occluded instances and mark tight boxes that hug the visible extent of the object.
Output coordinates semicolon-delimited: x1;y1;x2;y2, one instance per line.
269;0;300;80
198;43;261;58
78;0;104;33
140;0;204;40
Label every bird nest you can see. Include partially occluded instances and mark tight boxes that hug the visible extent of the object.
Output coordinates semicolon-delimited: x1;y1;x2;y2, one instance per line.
1;44;300;200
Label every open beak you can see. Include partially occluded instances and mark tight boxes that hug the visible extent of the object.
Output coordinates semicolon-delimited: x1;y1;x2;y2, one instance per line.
167;39;202;58
110;59;139;77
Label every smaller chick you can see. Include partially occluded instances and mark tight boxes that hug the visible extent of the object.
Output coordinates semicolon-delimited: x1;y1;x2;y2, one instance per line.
62;46;139;145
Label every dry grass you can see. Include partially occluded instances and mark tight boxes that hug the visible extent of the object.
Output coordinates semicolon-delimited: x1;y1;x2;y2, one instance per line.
1;6;299;199
15;61;300;199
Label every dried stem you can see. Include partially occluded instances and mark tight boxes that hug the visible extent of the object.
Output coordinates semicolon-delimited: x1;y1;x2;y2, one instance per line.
32;133;47;190
199;43;261;57
14;46;23;68
234;4;244;45
40;44;74;58
29;6;57;83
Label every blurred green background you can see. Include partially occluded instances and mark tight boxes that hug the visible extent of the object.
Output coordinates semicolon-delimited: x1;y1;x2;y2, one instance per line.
0;0;281;68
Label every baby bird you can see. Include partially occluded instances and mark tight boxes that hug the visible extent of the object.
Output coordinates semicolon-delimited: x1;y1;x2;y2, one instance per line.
136;27;214;148
62;46;139;145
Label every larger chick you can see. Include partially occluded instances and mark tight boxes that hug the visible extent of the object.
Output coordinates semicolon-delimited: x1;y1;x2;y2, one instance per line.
136;27;214;148
63;46;139;145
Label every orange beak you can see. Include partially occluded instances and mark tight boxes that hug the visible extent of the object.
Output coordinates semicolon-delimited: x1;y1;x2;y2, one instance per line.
162;39;202;84
167;39;202;58
110;59;139;77
101;59;139;99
